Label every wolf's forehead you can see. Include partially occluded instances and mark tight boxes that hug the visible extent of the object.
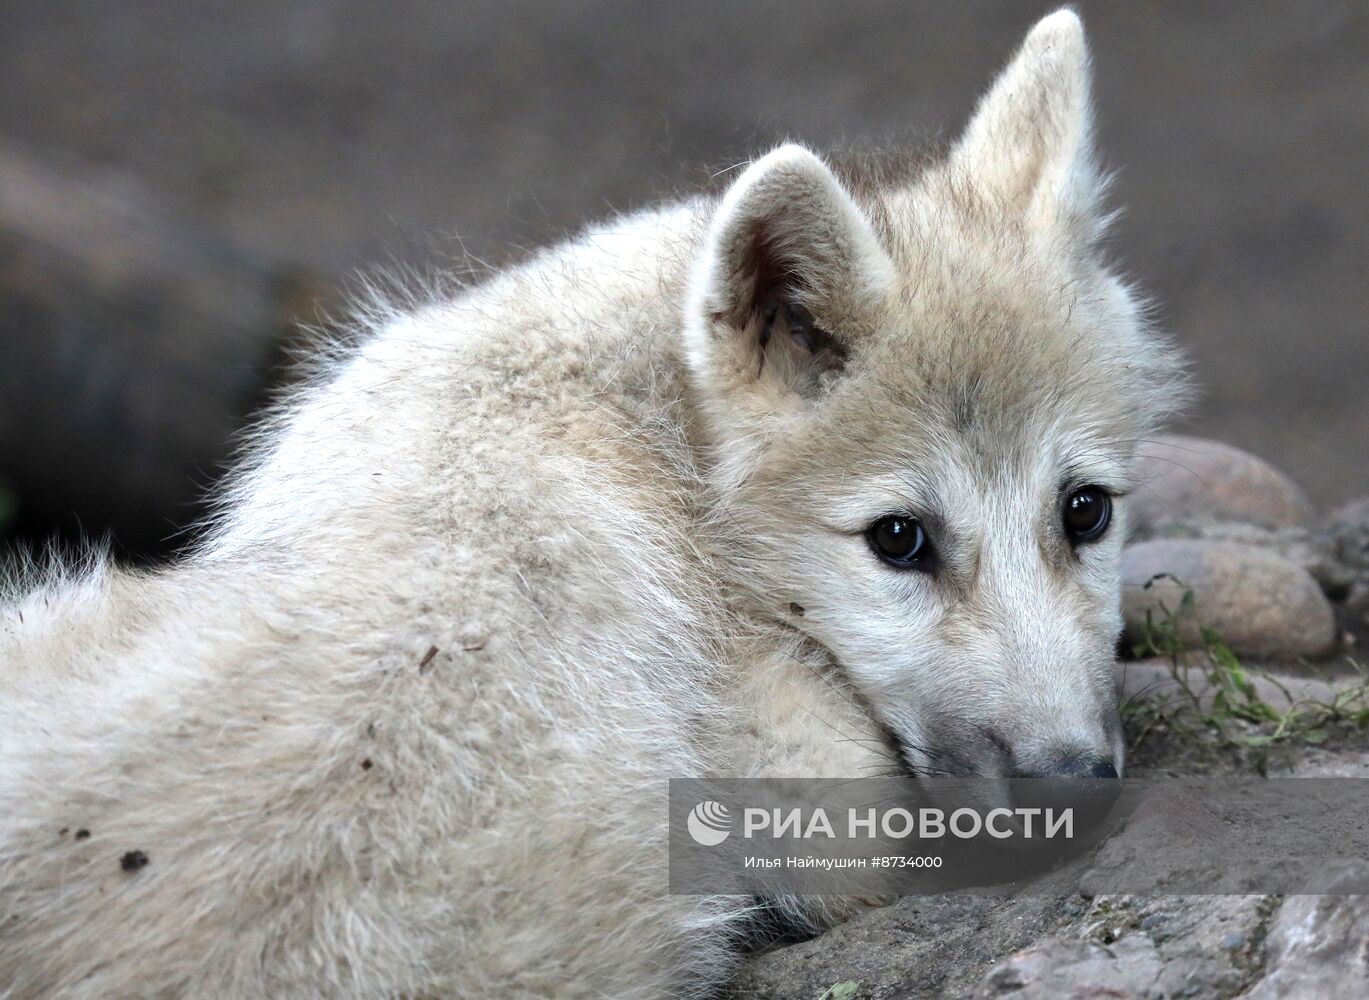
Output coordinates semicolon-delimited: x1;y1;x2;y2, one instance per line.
849;234;1144;434
860;326;1140;436
788;334;1142;500
804;371;1133;478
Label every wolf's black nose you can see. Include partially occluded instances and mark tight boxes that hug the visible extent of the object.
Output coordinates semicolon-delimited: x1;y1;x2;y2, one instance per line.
1042;751;1117;779
1079;758;1118;779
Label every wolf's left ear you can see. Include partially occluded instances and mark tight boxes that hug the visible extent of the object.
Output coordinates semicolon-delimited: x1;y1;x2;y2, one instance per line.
951;9;1102;232
686;144;893;407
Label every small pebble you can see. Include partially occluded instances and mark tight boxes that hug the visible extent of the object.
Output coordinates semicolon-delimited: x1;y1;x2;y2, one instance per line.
1219;931;1245;951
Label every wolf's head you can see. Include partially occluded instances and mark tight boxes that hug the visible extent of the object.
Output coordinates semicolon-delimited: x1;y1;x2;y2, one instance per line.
685;10;1187;779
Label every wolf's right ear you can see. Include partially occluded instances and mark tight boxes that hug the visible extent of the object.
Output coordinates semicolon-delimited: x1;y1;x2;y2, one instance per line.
685;145;894;409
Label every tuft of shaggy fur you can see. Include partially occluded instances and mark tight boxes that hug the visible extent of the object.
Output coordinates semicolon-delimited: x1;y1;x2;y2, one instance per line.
0;10;1185;998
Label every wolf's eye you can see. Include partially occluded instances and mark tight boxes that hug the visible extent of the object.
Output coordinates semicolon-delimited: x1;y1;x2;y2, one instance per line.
1063;487;1112;544
867;515;931;569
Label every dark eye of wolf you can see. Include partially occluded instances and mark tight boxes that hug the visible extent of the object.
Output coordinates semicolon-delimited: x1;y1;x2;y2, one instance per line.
867;515;932;569
1062;486;1112;544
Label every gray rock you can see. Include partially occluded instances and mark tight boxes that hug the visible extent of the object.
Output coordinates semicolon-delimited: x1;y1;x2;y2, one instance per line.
978;896;1269;1000
1328;496;1369;571
1138;519;1356;596
979;936;1164;999
1239;863;1369;999
1122;540;1338;660
738;896;1072;999
1144;897;1272;998
1131;435;1314;538
1346;580;1369;625
1322;497;1369;637
744;872;1369;999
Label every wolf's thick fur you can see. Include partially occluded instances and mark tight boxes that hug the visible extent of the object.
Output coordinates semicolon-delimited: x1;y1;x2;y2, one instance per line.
0;11;1184;998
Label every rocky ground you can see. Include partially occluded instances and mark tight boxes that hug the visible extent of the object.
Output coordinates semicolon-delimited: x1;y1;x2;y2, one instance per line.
739;436;1369;999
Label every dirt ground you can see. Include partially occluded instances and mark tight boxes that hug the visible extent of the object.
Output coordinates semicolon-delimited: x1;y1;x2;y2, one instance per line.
1;0;1366;548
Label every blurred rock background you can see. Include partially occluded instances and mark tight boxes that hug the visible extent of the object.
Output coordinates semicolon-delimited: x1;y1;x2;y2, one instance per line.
1;0;1366;558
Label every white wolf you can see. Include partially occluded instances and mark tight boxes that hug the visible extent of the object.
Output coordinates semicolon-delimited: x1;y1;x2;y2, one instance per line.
0;10;1184;998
